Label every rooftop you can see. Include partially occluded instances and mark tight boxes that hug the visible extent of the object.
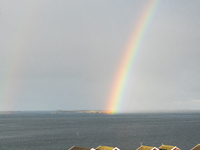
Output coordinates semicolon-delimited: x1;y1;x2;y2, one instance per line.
137;145;158;150
192;144;200;150
159;145;177;150
69;146;94;150
96;146;118;150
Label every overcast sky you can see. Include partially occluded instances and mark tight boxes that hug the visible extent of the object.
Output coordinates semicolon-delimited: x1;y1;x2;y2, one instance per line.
1;0;200;112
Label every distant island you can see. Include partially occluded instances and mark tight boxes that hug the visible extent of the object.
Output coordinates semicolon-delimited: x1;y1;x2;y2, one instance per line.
52;110;111;114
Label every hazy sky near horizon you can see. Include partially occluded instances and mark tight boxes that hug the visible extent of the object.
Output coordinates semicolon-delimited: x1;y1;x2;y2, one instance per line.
1;0;200;112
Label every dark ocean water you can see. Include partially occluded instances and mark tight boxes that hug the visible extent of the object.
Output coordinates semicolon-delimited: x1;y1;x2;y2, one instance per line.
0;112;200;150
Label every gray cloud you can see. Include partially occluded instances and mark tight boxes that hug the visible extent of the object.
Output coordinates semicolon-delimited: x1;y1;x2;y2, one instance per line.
1;0;200;112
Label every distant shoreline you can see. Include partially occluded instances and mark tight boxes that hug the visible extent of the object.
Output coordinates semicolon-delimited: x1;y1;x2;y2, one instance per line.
1;110;200;115
52;110;112;114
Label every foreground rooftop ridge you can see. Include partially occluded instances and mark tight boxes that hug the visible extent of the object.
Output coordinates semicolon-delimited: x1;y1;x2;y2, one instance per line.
69;144;200;150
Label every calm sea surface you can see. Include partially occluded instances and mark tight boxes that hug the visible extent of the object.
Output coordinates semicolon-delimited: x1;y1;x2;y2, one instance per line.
0;112;200;150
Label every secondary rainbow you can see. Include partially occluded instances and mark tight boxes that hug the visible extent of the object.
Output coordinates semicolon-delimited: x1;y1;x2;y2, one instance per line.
0;1;43;111
106;0;160;114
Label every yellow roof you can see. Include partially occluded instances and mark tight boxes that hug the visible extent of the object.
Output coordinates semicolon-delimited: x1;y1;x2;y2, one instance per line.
137;145;157;150
96;146;116;150
192;144;200;150
69;146;92;150
159;145;176;150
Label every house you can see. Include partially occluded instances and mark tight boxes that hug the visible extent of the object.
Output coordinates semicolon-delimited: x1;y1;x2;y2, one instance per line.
137;145;159;150
191;144;200;150
69;146;95;150
159;144;180;150
96;145;120;150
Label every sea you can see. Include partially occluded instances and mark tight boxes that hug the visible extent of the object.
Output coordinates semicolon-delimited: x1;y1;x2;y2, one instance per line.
0;112;200;150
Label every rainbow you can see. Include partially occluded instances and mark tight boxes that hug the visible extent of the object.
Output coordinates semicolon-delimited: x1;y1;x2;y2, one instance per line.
106;0;160;114
0;1;43;111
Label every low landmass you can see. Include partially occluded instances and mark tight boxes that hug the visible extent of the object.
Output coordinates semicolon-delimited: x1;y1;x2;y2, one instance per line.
0;111;22;114
52;110;111;114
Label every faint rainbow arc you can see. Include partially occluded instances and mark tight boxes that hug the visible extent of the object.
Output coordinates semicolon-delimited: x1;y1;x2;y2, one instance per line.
106;0;160;114
0;1;44;111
